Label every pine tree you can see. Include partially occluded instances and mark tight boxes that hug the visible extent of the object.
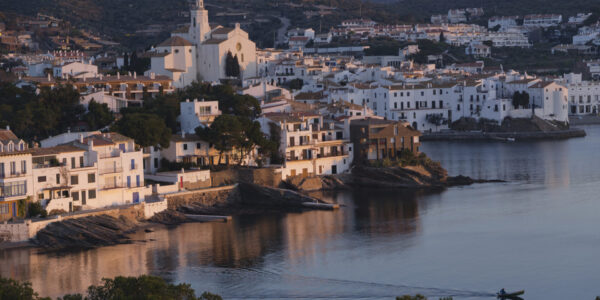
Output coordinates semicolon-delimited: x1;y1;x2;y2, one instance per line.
123;52;129;71
232;54;241;78
225;51;235;77
130;52;138;74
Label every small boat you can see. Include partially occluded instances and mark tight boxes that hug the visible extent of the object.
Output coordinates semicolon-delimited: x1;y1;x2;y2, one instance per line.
506;137;516;142
497;290;524;299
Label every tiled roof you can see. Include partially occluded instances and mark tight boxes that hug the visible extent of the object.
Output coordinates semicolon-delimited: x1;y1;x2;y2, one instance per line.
157;36;193;47
29;145;85;156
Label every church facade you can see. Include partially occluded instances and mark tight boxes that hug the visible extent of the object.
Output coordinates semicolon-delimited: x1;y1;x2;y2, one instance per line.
146;0;258;87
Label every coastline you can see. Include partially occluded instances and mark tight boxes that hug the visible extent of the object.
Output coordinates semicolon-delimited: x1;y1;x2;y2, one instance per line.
421;128;586;141
570;115;600;126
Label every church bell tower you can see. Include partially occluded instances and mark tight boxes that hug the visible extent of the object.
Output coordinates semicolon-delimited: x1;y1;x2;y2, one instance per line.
190;0;210;44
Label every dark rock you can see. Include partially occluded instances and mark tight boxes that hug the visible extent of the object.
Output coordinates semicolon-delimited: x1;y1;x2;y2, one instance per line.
34;215;138;251
149;210;187;225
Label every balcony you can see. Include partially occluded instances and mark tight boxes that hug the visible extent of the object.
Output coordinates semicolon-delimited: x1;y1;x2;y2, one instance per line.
99;152;121;159
101;183;125;190
99;167;123;175
317;151;347;158
0;172;27;179
286;155;312;162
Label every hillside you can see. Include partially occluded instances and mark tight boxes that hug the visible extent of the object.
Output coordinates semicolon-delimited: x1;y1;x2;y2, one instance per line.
2;0;600;51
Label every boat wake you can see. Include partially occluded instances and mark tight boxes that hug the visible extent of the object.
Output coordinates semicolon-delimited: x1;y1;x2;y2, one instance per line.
188;266;497;299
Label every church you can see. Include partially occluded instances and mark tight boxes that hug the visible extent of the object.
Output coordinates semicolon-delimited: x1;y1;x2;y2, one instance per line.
146;0;258;87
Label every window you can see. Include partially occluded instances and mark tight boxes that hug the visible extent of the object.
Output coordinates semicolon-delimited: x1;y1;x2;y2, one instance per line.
88;173;95;183
72;191;79;201
56;174;60;184
80;156;84;168
0;204;9;214
174;49;179;54
70;175;78;185
88;189;96;199
10;162;15;175
183;144;188;150
197;143;201;149
37;176;46;183
71;157;75;169
21;160;26;174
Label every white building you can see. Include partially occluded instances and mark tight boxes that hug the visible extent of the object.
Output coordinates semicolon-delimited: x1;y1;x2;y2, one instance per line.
81;91;143;113
258;113;353;179
0;128;31;221
523;14;562;28
488;16;518;30
53;61;98;79
147;0;258;85
465;42;491;58
179;99;222;134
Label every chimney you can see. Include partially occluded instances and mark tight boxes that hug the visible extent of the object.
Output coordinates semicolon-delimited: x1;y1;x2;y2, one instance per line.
117;73;120;79
6;125;10;131
186;98;190;102
134;72;137;79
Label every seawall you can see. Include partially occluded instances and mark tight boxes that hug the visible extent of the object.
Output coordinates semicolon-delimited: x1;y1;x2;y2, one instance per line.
421;128;586;141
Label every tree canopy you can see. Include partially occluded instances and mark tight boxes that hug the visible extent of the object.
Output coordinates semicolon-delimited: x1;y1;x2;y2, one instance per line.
84;100;114;130
111;113;171;148
177;82;261;119
0;83;87;141
195;114;272;165
512;91;530;109
0;275;222;300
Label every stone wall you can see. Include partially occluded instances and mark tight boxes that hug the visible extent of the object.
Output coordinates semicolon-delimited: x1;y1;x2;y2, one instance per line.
0;201;168;243
164;185;239;210
211;167;282;187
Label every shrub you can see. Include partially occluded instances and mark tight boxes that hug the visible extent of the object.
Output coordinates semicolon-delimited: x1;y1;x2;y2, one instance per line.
27;202;47;218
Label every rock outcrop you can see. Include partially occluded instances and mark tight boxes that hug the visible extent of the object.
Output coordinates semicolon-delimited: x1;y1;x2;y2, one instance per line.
34;215;138;251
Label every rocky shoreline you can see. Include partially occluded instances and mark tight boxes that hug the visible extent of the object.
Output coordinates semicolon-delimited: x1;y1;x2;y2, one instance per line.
21;164;502;252
28;183;334;251
421;128;586;141
285;164;503;192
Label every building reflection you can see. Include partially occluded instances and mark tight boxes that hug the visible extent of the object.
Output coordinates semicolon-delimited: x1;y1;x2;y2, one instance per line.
0;187;429;298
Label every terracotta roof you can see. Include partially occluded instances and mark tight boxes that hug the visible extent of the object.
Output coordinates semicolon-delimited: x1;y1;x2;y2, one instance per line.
202;38;227;45
295;91;325;101
157;36;193;47
0;129;18;141
212;27;235;35
29;145;85;156
529;81;556;88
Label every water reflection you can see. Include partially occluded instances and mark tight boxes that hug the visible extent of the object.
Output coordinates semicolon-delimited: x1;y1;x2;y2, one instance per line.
2;127;600;299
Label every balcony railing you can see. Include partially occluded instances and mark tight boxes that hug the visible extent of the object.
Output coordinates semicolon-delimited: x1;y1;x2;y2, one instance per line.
99;152;121;159
101;183;125;190
317;151;347;158
0;172;27;179
99;167;123;175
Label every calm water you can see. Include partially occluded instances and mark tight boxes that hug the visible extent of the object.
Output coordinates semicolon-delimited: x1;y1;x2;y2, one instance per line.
2;126;600;299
